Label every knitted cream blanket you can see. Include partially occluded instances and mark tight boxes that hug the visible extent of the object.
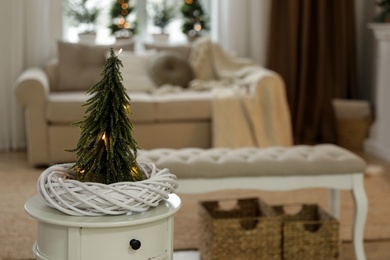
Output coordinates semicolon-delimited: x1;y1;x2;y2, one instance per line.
154;38;293;148
211;45;292;147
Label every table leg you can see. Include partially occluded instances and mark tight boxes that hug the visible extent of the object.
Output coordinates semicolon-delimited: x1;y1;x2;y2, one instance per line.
352;174;368;260
328;189;340;219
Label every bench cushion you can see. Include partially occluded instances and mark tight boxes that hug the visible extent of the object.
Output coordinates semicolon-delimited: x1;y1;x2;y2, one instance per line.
137;144;366;179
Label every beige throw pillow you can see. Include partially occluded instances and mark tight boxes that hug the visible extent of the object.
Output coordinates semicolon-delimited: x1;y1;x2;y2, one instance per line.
56;41;135;91
188;37;217;81
119;51;157;92
148;51;194;88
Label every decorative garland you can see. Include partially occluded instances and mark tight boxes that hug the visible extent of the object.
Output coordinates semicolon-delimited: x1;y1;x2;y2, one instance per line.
37;162;178;216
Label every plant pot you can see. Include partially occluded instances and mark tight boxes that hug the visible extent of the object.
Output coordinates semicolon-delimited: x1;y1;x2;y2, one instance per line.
78;32;96;45
152;33;170;43
37;162;178;216
115;36;134;46
186;34;201;42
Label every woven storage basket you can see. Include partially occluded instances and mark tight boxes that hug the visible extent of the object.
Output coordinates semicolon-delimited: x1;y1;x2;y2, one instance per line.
336;117;371;151
198;198;282;260
273;204;340;260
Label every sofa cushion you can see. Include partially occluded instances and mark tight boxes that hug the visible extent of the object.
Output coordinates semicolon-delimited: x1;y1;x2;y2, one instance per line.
128;93;158;122
119;51;157;92
148;51;194;88
46;92;157;124
154;91;213;121
46;91;212;124
56;41;134;92
46;92;88;123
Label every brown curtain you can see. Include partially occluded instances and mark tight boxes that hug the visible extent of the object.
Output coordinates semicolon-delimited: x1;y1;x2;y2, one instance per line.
268;0;358;145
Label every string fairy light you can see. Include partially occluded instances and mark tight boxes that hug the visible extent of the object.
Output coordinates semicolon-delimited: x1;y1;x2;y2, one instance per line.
194;23;202;32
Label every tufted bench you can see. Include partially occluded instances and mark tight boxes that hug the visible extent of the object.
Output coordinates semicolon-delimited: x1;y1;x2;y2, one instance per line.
138;144;368;260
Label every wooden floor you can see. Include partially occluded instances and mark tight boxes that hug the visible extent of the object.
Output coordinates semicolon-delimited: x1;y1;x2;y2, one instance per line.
1;150;390;260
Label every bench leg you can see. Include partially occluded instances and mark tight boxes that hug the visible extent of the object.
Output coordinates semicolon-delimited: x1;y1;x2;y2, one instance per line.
352;174;368;260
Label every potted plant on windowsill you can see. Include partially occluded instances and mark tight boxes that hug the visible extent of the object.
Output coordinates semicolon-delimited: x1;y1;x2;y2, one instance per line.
149;0;177;43
66;0;101;45
109;0;138;41
180;0;209;42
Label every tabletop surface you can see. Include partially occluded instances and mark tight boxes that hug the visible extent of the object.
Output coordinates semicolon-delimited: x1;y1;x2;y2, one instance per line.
24;194;181;228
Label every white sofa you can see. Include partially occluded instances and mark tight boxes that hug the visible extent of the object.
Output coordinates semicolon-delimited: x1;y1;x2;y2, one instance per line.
15;38;292;166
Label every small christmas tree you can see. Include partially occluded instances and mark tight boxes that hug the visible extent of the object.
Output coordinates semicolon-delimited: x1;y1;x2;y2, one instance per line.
66;0;101;34
180;0;209;37
150;0;177;34
109;0;138;38
69;49;146;184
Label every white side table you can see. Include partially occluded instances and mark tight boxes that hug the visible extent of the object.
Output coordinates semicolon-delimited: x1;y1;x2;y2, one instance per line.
25;194;181;260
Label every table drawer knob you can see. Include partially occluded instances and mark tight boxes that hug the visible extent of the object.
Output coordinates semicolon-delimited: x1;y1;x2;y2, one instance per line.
129;239;141;250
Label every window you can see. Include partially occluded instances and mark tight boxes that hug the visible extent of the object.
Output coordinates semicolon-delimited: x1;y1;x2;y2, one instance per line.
63;0;210;48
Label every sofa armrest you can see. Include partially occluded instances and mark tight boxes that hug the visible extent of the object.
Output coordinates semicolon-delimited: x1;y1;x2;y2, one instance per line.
15;67;50;165
15;67;50;106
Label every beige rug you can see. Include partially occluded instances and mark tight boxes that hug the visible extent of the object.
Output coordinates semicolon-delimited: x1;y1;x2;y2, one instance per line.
1;152;390;259
0;153;41;260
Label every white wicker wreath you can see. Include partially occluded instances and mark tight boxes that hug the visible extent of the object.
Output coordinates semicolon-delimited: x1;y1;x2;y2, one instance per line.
37;162;178;216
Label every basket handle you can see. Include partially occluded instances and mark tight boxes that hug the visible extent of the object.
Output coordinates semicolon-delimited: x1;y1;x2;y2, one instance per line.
216;199;261;230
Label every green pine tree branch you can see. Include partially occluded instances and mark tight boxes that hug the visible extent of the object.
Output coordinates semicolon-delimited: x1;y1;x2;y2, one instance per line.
69;49;146;184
